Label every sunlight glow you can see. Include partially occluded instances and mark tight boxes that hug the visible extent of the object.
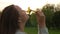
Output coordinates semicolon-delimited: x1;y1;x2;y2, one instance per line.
0;0;60;11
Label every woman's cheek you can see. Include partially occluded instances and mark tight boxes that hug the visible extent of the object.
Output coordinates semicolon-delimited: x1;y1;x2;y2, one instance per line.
23;14;29;23
25;14;29;21
23;11;29;22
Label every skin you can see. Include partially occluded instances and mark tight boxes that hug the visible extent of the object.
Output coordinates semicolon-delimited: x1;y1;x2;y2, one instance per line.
15;6;29;32
35;9;46;28
15;5;46;32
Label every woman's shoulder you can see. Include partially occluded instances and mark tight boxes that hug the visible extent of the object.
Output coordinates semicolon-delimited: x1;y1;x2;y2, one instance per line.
15;30;27;34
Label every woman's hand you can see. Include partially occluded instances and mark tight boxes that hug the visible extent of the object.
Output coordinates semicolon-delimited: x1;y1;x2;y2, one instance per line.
35;9;46;28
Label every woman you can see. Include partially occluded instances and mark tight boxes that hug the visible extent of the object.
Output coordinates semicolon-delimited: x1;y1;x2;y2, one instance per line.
0;5;49;34
0;5;29;34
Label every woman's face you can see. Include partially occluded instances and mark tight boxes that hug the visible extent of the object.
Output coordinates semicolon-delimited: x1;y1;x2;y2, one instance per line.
14;5;29;24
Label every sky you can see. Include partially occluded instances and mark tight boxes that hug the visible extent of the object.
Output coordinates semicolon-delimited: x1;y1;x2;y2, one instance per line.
0;0;60;11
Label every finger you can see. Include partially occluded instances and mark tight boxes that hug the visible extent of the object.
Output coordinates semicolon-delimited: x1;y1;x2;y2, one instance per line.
35;11;42;16
36;11;45;16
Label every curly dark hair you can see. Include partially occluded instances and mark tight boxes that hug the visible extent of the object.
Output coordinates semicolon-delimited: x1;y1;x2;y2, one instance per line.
0;5;20;34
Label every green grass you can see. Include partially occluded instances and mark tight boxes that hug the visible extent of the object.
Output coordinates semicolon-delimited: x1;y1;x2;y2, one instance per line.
49;29;60;34
25;27;38;34
25;27;60;34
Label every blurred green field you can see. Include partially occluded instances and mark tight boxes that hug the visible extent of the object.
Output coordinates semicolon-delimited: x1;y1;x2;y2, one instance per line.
49;29;60;34
25;27;38;34
25;27;60;34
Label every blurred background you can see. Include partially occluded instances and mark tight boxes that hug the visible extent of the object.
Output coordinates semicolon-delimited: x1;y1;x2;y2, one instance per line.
0;0;60;34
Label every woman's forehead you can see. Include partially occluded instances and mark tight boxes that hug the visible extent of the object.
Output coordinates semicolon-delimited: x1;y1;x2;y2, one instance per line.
14;5;22;10
14;5;25;15
15;5;26;12
14;6;22;13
